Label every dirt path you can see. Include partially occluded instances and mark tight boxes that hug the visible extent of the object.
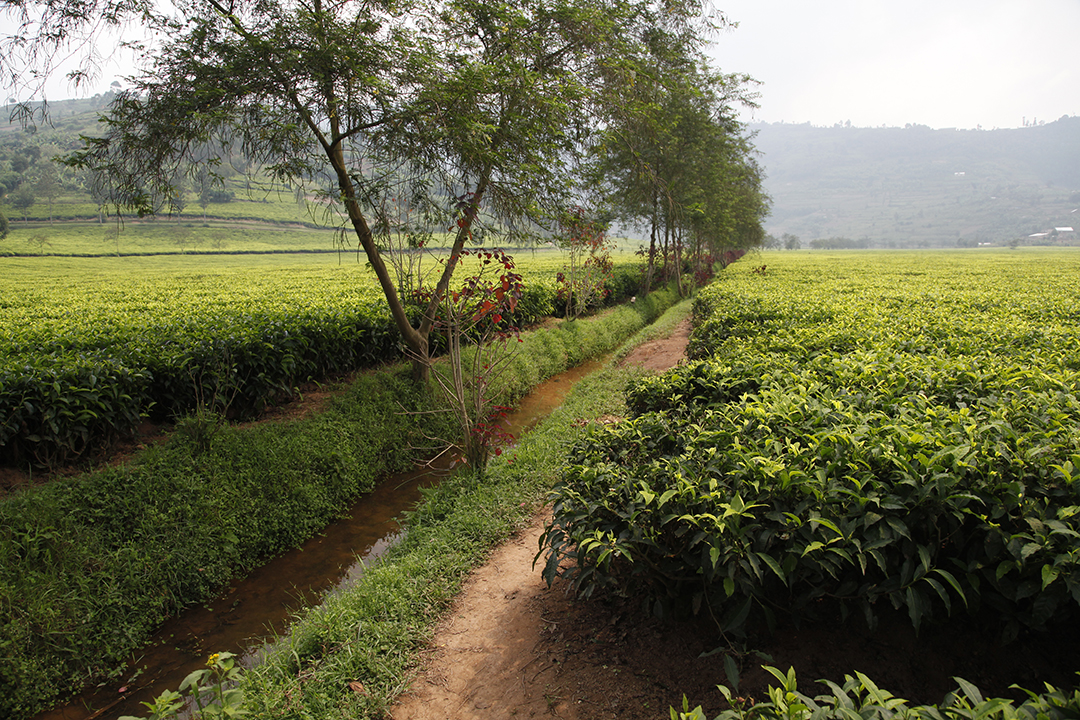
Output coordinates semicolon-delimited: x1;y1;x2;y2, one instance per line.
390;320;707;720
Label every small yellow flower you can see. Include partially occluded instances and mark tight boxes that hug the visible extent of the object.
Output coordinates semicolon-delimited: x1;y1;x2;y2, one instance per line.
207;653;221;667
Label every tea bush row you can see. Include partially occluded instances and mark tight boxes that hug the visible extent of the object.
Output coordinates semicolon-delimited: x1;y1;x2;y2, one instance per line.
542;251;1080;639
0;257;642;466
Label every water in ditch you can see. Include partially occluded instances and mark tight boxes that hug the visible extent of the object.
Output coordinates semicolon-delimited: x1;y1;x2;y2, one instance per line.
37;356;608;720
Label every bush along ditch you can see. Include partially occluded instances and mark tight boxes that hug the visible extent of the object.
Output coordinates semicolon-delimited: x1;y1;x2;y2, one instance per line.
0;284;679;720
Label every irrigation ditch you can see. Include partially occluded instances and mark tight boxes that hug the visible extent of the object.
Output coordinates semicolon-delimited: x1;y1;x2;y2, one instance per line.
36;357;610;720
18;289;686;720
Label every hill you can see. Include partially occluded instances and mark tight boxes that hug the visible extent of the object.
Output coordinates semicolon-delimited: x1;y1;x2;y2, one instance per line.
5;99;1078;252
752;116;1080;248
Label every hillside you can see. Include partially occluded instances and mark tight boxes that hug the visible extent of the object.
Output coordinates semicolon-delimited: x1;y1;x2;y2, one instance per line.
5;99;1079;252
752;117;1080;248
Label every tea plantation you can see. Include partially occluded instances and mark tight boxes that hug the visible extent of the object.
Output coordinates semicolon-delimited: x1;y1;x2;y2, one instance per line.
544;249;1080;642
0;251;642;466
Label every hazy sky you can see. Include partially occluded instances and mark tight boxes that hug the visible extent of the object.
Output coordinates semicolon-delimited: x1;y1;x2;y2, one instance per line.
6;0;1079;130
707;0;1080;130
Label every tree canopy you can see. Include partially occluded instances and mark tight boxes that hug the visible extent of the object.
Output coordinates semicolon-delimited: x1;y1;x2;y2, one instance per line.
2;0;769;374
585;24;769;292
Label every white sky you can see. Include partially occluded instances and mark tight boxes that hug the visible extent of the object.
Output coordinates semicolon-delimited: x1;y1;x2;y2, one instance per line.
707;0;1080;129
4;0;1079;130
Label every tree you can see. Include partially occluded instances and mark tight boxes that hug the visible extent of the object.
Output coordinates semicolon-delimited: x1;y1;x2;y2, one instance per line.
35;163;61;223
782;232;801;251
10;0;661;381
585;24;768;294
555;206;613;318
9;182;35;222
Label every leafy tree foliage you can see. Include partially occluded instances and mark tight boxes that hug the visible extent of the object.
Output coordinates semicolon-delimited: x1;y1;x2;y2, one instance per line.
9;182;35;222
586;22;768;294
3;0;768;374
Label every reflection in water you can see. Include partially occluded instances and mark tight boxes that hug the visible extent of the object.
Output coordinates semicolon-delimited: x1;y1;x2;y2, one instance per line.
37;357;606;720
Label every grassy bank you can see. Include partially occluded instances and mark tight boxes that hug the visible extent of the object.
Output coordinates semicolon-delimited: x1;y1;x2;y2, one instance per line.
0;287;680;720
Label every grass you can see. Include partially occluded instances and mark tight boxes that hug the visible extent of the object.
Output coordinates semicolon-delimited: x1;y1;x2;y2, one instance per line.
1;218;342;255
0;211;644;257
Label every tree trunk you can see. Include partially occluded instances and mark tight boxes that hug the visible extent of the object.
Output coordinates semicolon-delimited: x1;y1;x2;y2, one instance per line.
643;194;658;295
674;225;684;296
326;141;432;380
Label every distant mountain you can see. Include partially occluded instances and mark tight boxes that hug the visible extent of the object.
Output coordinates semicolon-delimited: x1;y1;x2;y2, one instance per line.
751;117;1080;248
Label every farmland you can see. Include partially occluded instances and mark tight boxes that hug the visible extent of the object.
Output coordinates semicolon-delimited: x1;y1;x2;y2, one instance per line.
0;251;677;719
543;249;1080;692
0;249;644;466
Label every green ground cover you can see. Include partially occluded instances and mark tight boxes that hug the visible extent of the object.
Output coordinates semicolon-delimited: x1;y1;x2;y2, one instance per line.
543;248;1080;640
0;206;643;257
0;250;642;465
0;284;681;720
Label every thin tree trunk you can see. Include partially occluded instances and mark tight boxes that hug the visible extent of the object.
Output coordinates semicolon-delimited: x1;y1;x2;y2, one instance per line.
674;225;684;296
326;141;431;379
643;194;658;295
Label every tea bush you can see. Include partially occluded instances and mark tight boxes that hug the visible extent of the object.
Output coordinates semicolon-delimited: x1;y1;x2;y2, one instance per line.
0;253;643;466
673;666;1080;720
542;250;1080;639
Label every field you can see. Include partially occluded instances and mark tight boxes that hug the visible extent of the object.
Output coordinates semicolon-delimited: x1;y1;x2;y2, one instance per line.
0;248;643;467
543;248;1080;707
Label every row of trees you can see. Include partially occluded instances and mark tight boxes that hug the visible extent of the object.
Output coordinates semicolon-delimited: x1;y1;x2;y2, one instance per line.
2;0;769;385
0;140;64;223
590;31;770;294
762;232;802;250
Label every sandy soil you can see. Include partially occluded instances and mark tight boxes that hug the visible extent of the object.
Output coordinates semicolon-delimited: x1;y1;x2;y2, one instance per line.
390;317;1080;720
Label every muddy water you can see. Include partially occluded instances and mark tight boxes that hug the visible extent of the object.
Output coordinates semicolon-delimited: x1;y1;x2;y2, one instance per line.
37;356;607;720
